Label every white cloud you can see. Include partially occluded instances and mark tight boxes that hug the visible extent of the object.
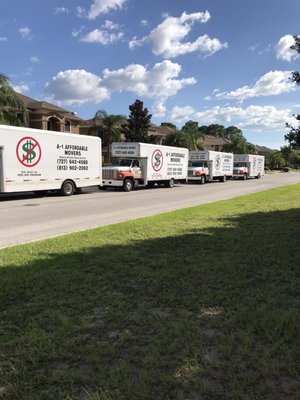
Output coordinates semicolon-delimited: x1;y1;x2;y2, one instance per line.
140;19;148;27
54;7;70;14
72;26;84;38
44;61;196;111
45;70;110;105
213;71;296;101
19;26;33;40
170;104;294;132
129;11;228;58
276;35;299;62
78;20;123;45
102;20;120;30
0;36;8;42
101;60;196;101
79;0;127;20
13;83;30;94
152;101;167;118
80;29;123;45
171;105;195;121
30;56;40;63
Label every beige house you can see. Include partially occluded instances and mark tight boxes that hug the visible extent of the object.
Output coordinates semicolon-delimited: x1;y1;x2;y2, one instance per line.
15;93;84;134
200;135;231;151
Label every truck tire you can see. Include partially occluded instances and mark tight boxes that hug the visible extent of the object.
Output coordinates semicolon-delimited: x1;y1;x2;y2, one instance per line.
255;173;261;179
200;175;206;185
60;180;75;196
165;178;175;188
123;178;133;192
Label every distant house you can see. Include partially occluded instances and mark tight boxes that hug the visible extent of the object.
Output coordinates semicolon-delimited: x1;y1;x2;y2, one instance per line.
201;135;231;151
14;93;84;134
255;145;274;157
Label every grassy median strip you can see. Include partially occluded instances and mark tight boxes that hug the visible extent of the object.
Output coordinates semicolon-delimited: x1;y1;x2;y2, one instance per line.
0;184;300;400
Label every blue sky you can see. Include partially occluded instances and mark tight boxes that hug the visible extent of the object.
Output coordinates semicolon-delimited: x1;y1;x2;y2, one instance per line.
0;0;299;149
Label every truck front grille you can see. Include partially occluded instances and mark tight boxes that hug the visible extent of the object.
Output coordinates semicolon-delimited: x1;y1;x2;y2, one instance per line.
103;169;117;179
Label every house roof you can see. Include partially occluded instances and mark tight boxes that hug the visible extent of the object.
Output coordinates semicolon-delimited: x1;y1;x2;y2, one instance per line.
255;145;274;154
202;135;231;146
15;92;84;121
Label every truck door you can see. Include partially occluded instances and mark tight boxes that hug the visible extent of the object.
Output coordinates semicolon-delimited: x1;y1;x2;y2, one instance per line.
131;159;142;180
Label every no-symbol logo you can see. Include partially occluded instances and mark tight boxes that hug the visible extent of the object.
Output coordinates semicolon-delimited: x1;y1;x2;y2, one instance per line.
215;155;221;170
16;136;42;167
151;149;163;171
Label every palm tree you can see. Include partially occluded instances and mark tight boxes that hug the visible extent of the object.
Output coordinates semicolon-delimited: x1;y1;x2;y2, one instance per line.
223;135;256;154
90;110;127;163
163;121;205;150
0;73;27;126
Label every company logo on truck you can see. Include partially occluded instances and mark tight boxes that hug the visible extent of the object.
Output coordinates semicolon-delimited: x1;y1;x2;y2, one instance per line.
16;136;42;167
215;154;221;170
151;149;163;171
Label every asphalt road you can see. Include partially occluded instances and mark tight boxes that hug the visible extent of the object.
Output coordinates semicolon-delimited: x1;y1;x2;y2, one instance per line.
0;172;299;249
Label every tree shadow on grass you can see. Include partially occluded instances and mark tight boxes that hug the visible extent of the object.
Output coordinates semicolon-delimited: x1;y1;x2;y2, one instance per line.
0;208;299;400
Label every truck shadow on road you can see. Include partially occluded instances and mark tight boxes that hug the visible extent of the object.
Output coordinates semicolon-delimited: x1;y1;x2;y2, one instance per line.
1;207;299;400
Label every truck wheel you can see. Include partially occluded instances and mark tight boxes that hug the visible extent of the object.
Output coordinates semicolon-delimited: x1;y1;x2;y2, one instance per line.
165;178;175;188
255;173;261;179
60;180;75;196
200;175;206;185
123;178;133;192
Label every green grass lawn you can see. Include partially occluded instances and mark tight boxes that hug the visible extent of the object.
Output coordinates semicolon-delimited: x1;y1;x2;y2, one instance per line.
1;184;299;400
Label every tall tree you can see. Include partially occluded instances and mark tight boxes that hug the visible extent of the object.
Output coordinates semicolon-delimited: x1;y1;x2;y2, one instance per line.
224;126;244;139
90;110;127;163
267;151;285;170
200;124;226;138
122;99;152;142
181;120;205;150
285;36;300;148
0;73;27;126
223;134;256;154
290;35;300;83
163;121;204;150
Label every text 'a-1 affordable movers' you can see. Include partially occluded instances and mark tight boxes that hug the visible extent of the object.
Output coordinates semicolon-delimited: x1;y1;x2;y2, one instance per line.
0;124;102;196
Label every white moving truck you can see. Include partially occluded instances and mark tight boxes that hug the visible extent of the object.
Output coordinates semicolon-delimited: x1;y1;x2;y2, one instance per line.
233;154;265;180
188;150;233;184
0;124;102;196
102;142;188;191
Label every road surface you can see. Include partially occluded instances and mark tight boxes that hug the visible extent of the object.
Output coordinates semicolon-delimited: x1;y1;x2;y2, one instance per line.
0;172;299;249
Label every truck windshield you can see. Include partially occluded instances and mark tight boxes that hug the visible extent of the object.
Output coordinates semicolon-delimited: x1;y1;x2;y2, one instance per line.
189;161;207;167
234;162;247;167
111;159;133;167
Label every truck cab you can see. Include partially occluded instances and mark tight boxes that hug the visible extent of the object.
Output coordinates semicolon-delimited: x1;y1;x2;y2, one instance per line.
188;160;209;184
233;162;249;180
102;158;144;191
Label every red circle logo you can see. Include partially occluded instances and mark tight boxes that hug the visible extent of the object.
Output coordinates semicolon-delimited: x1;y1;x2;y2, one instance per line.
16;136;42;167
151;149;163;171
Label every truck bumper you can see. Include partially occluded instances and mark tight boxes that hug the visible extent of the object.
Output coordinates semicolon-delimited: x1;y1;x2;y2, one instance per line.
102;179;123;187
